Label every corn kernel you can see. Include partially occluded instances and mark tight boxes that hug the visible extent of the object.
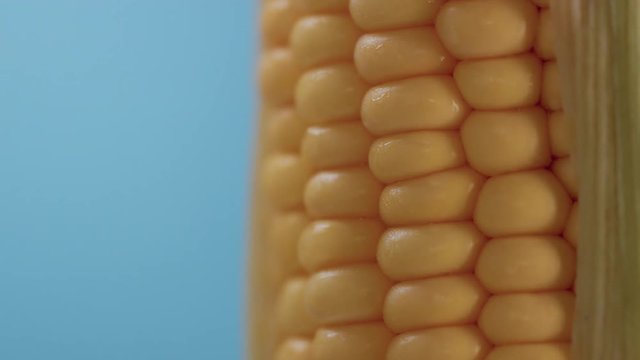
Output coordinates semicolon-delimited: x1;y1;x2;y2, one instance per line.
453;54;542;110
387;326;490;360
474;170;572;237
552;157;578;199
542;61;562;110
276;277;317;336
262;0;299;46
461;108;551;176
486;343;570;360
530;0;550;8
291;15;361;69
298;219;383;272
304;168;382;218
384;275;487;332
549;111;574;157
305;264;391;325
369;131;465;184
260;48;302;105
479;292;575;344
349;0;445;31
368;133;462;185
564;202;578;246
268;212;308;275
362;76;469;135
301;122;373;170
476;236;576;293
264;254;288;293
535;9;555;60
262;154;311;209
291;0;349;13
354;27;456;84
381;167;484;226
296;64;367;124
378;223;485;281
312;323;392;360
275;338;312;360
436;0;538;60
266;108;305;153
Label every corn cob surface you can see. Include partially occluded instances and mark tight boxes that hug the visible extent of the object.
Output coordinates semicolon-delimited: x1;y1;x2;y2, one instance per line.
252;0;578;359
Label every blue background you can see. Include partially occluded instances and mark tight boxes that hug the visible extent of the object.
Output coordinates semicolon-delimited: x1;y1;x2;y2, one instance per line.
0;1;255;359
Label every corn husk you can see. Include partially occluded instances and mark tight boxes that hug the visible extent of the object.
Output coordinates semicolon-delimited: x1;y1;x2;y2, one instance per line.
553;1;640;359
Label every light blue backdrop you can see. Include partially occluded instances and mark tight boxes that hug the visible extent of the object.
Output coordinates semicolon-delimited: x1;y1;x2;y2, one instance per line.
0;1;255;359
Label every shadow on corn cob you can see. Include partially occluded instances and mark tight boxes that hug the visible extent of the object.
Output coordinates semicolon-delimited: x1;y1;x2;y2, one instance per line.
251;0;640;359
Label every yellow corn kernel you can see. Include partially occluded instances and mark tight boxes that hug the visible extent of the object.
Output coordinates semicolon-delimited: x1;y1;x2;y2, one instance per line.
542;61;562;110
548;111;574;157
436;0;538;59
486;343;570;360
474;170;572;237
369;131;466;184
378;223;485;281
381;167;484;226
476;236;576;293
530;0;550;8
311;323;393;360
349;0;445;31
291;15;361;69
295;64;367;124
290;0;349;14
266;108;305;153
564;202;578;246
304;168;381;218
260;48;302;106
552;156;578;199
535;9;556;60
275;277;317;336
354;28;456;84
453;54;542;110
263;249;289;293
362;76;469;135
262;154;310;209
461;108;551;176
305;264;392;325
387;326;490;360
384;275;487;332
298;219;383;272
262;0;299;47
268;212;308;275
301;123;373;170
479;292;575;344
274;338;312;360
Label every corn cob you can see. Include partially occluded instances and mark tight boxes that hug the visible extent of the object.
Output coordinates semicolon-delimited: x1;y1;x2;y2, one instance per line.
252;0;637;359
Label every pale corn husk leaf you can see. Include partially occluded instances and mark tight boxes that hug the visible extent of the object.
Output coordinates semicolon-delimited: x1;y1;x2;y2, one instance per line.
553;1;640;359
